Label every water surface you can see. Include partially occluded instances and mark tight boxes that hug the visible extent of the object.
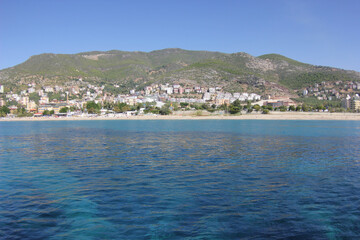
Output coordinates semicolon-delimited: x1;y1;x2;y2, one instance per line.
1;120;360;239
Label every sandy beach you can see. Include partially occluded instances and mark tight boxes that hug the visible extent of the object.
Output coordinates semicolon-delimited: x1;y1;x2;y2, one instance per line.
1;112;360;121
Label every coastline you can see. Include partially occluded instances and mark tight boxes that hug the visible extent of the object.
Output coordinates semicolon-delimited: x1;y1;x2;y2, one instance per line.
1;112;360;121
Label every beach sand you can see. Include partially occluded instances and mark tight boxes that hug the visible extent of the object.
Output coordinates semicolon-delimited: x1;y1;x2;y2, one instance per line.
1;112;360;121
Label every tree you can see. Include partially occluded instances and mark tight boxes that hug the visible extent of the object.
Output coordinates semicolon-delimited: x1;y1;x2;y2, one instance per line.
103;101;114;110
279;106;287;112
228;100;243;114
245;101;252;110
172;102;179;111
232;99;241;107
86;101;101;114
0;106;10;117
266;105;273;111
229;105;240;114
159;105;171;115
180;102;189;108
218;104;227;110
43;110;50;116
59;107;68;113
151;108;160;114
50;110;55;115
29;93;40;104
19;107;26;114
262;109;270;114
201;103;209;110
0;106;10;114
288;105;296;111
143;102;157;114
253;104;261;112
316;104;325;111
302;103;309;112
113;103;129;113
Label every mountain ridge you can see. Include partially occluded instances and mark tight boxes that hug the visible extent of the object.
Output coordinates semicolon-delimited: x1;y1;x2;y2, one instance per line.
1;48;359;97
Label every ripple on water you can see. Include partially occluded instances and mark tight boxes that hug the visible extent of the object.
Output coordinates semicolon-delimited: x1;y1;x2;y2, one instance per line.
1;120;360;239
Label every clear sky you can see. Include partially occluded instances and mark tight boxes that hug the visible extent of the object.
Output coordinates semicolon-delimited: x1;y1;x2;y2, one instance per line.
0;0;359;71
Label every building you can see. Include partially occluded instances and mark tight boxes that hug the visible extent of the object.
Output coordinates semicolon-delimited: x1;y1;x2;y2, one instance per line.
351;99;360;111
144;86;152;95
215;98;225;105
26;101;37;111
8;106;18;114
0;98;5;106
28;87;36;93
341;99;351;109
43;86;54;93
19;96;29;106
166;87;173;94
203;92;211;101
194;86;202;93
126;96;137;105
39;95;49;104
38;103;68;114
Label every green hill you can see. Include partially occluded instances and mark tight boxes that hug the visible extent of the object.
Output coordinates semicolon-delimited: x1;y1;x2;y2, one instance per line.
1;48;359;96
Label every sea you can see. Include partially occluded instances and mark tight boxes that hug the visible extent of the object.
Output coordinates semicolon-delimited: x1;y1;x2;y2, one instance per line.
0;120;360;239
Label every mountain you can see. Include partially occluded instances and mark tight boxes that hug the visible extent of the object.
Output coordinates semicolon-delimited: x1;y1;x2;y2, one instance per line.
1;48;359;96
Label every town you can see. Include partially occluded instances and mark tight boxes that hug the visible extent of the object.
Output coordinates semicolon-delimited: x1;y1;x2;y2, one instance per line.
0;78;360;118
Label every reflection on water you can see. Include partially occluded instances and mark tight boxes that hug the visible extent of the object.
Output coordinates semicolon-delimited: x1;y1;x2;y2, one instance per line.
1;120;360;239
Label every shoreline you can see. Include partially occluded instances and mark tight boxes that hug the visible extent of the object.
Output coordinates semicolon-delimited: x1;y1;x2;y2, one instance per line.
1;112;360;121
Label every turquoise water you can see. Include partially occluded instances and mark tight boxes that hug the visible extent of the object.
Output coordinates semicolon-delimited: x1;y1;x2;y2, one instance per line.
1;120;360;239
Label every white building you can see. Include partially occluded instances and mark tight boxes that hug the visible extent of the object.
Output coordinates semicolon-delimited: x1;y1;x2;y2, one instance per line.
19;96;29;106
249;93;261;101
166;87;173;95
39;95;49;104
203;92;211;101
28;87;35;94
224;92;232;99
43;86;54;93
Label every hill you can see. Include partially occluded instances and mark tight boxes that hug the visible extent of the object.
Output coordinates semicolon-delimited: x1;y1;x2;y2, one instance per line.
1;48;359;97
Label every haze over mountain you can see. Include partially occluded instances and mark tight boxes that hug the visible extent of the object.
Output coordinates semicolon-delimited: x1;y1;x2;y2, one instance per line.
1;48;359;96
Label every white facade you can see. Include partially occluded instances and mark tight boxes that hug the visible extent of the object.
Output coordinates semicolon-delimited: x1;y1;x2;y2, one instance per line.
166;87;173;94
203;92;211;101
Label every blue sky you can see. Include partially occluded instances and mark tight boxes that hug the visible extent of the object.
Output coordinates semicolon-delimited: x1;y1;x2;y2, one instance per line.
0;0;359;71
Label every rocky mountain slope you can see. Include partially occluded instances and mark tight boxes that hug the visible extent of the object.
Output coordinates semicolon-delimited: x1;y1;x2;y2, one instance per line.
1;48;359;96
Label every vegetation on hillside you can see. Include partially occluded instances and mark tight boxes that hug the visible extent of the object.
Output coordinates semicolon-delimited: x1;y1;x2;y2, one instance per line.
1;48;359;96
